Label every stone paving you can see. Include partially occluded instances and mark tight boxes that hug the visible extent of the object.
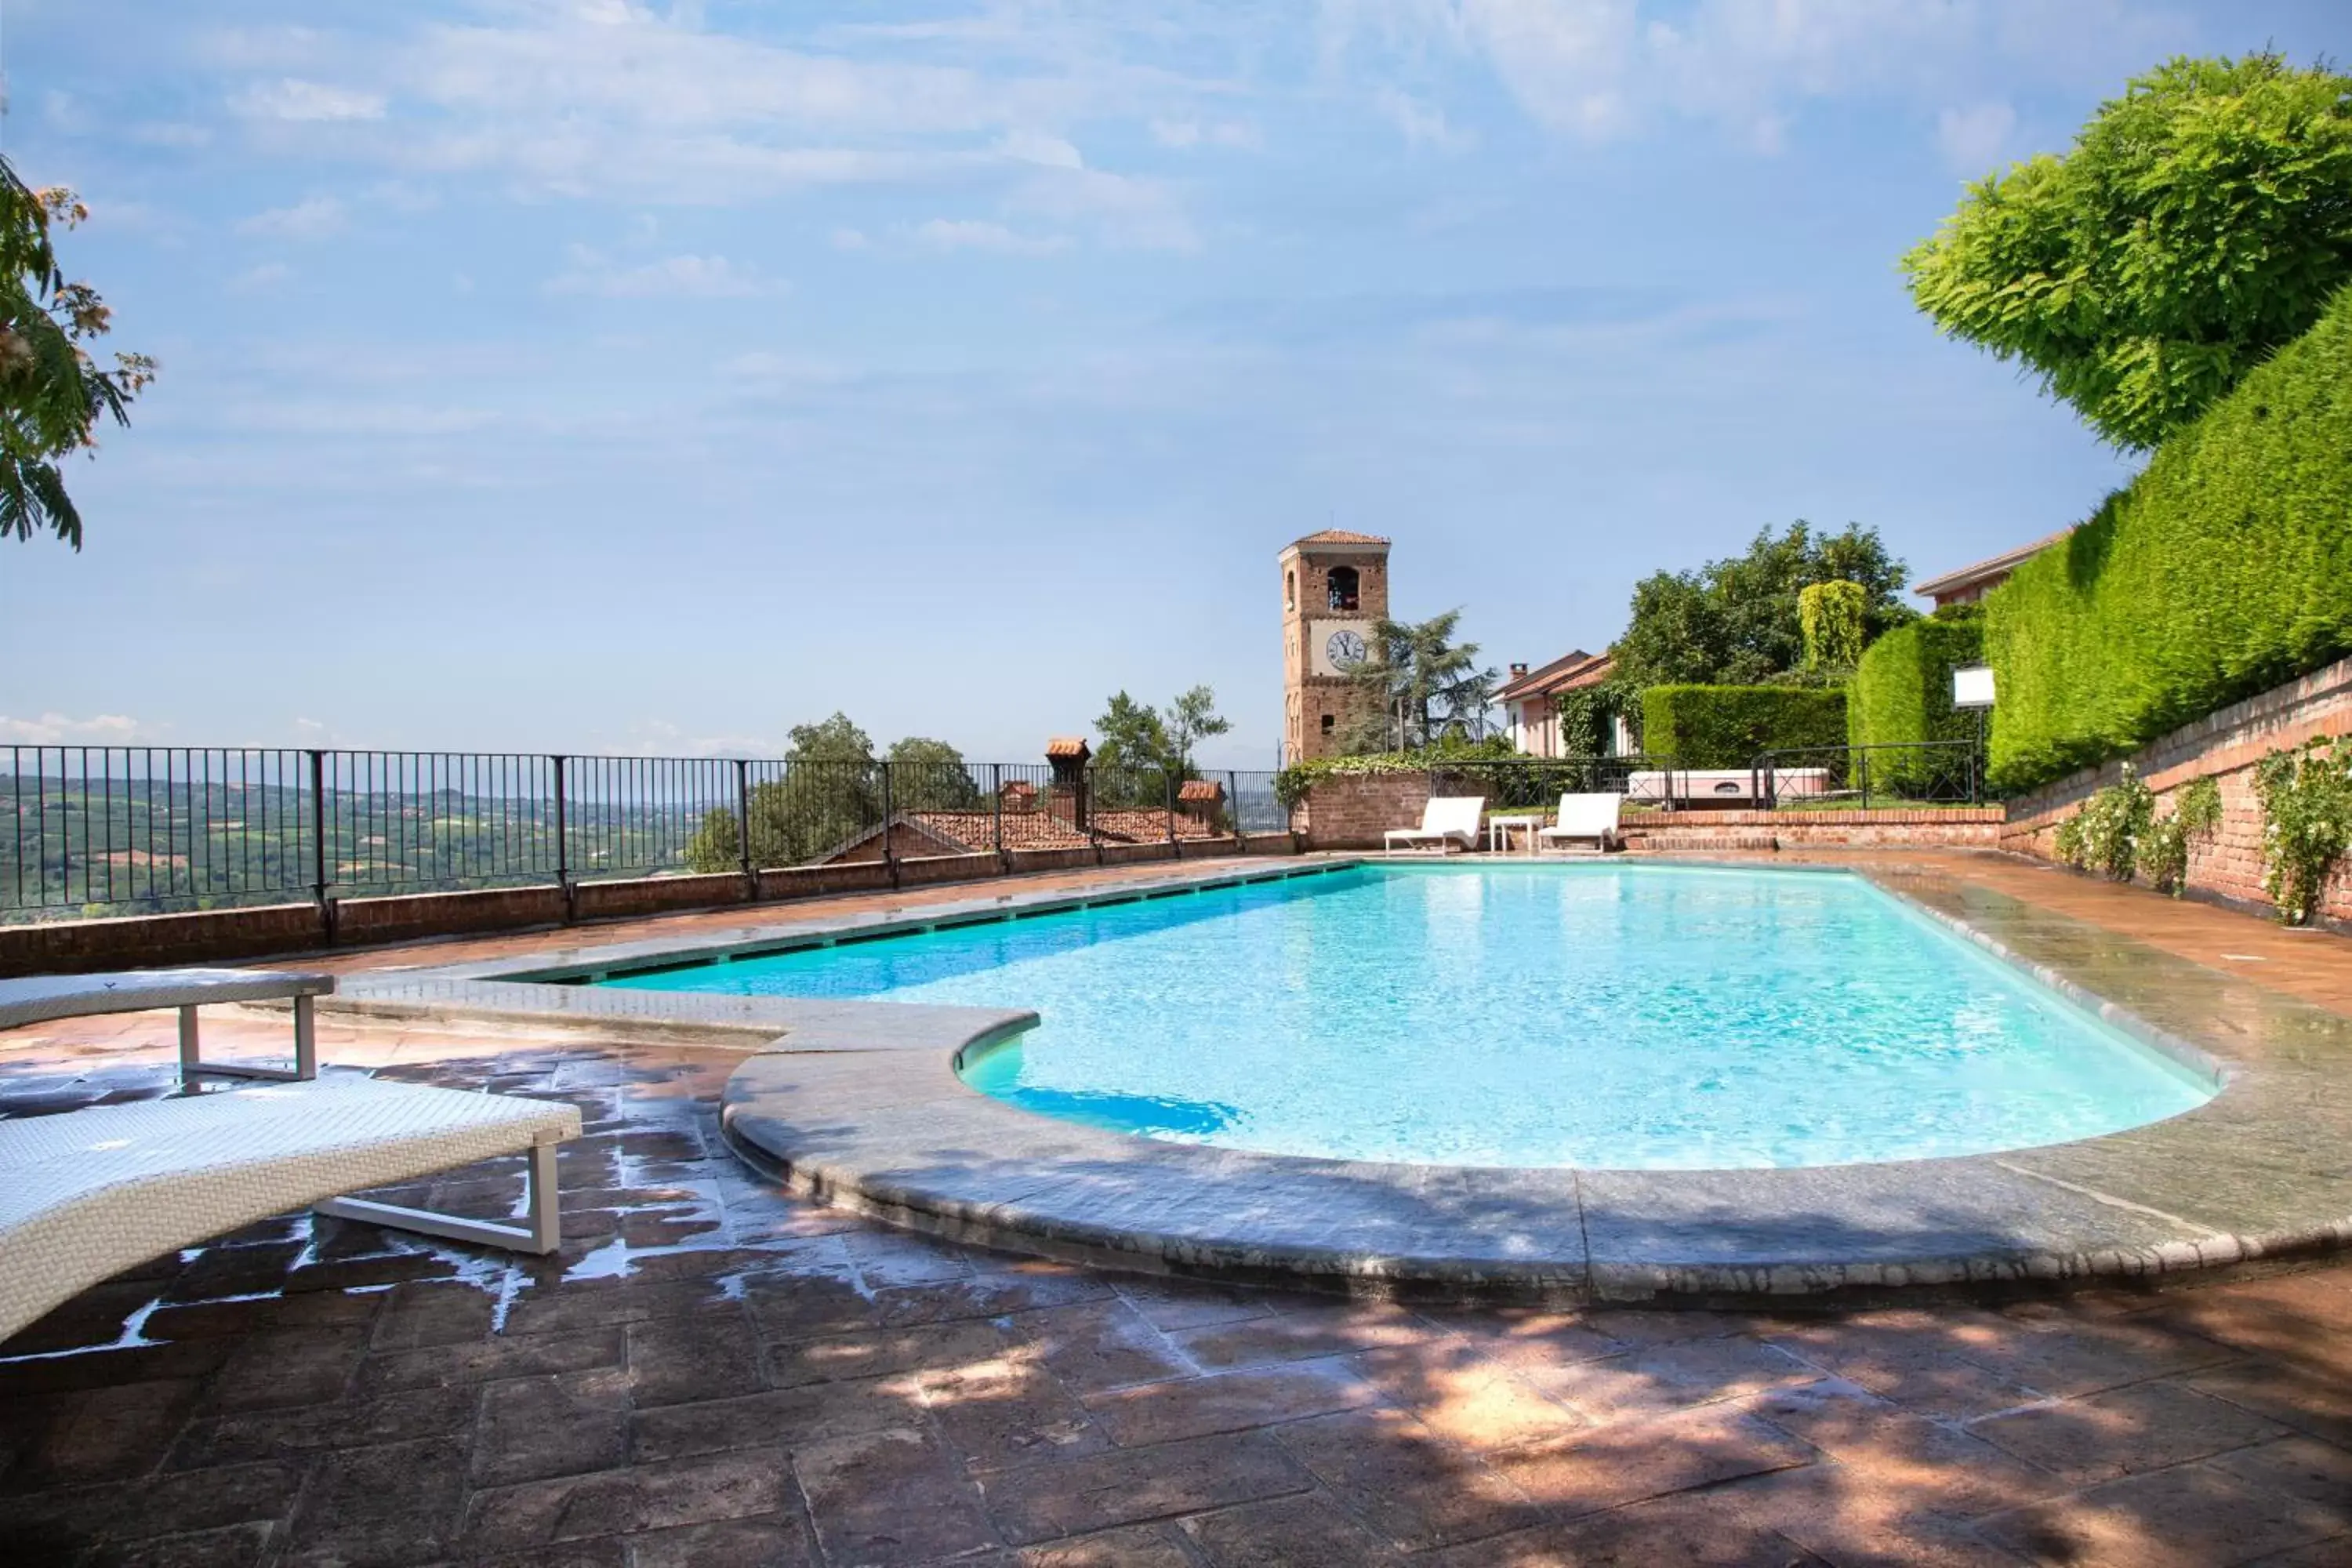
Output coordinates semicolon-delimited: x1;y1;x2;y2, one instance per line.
4;855;2352;1566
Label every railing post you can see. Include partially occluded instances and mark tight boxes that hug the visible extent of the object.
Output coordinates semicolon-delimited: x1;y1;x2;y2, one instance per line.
1229;769;1243;850
552;754;575;923
880;763;899;889
1859;748;1871;811
993;764;1008;873
307;748;336;944
735;758;755;902
1166;770;1179;858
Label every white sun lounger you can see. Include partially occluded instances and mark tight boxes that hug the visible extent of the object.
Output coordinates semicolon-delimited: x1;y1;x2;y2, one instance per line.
0;1074;583;1343
0;968;336;1082
1538;792;1623;852
1384;795;1486;855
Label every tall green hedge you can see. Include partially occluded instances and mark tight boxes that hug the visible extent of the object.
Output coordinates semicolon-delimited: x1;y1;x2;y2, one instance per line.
1848;615;1985;791
1640;685;1847;768
1987;285;2352;792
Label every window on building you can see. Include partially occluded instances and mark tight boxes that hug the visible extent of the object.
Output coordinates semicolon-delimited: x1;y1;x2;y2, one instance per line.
1327;566;1359;611
1320;713;1336;735
1286;571;1295;611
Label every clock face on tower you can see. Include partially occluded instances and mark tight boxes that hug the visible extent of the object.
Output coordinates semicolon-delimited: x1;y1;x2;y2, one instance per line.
1308;619;1375;677
1325;630;1368;670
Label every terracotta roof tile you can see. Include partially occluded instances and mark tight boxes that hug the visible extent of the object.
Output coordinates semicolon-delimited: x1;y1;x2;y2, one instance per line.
1044;737;1091;759
1178;779;1224;801
1497;652;1613;702
1290;529;1391;546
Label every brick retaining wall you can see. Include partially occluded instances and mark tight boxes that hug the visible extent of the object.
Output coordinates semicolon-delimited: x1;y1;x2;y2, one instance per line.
1999;655;2352;924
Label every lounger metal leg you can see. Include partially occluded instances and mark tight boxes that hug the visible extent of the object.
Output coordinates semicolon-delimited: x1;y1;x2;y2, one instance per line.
177;996;317;1083
314;1134;566;1256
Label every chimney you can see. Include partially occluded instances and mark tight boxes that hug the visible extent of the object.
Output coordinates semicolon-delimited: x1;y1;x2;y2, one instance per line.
1044;737;1092;829
1508;662;1529;679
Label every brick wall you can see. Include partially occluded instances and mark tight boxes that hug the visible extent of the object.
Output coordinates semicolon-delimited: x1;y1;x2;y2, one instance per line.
2000;655;2352;924
1294;775;1432;849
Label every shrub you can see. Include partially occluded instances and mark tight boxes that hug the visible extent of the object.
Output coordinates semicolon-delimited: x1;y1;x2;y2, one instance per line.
1846;615;1986;793
2066;766;2157;882
1984;284;2352;793
1639;685;1847;768
1798;580;1866;671
2140;775;2223;895
2253;737;2352;924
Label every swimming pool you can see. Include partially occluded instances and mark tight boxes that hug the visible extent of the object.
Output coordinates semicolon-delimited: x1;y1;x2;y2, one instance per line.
605;863;2213;1170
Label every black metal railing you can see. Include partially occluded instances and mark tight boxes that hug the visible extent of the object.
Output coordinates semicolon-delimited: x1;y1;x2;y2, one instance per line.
1750;741;1985;810
1;747;1290;921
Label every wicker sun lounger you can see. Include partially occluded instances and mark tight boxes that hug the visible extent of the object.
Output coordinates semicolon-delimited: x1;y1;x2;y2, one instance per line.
0;967;337;1081
0;1075;582;1343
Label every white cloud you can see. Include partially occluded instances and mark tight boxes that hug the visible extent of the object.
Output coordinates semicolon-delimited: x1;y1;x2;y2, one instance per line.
238;196;347;241
228;261;292;291
546;246;787;298
1937;100;2018;176
994;129;1084;169
913;219;1070;256
829;227;873;252
0;713;147;746
1374;88;1472;151
1152;118;1263;151
230;78;388;122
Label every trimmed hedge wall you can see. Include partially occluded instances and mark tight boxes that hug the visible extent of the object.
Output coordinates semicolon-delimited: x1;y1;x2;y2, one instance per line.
1986;284;2352;792
1640;685;1847;768
1848;615;1985;791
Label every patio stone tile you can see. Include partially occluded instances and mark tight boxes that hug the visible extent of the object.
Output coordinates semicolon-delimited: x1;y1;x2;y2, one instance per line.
792;1426;999;1565
624;1513;819;1568
1948;1315;2245;1399
2183;1360;2352;1448
368;1279;499;1351
3;1279;165;1355
143;1288;382;1342
1745;1378;2068;1518
1018;1522;1196;1567
1763;1316;2047;1421
764;1317;1011;1389
1976;1460;2347;1567
1421;1486;1828;1568
462;1448;788;1553
1725;1467;2034;1568
978;1432;1314;1546
1968;1379;2289;1483
1178;1492;1411;1566
354;1327;626;1396
0;1377;204;1490
1165;1302;1447;1370
871;1260;1115;1327
1341;1339;1591;1451
201;1327;368;1413
630;1378;923;1464
1000;1298;1196;1394
1269;1407;1541;1551
473;1369;632;1486
0;1341;235;1402
2205;1437;2352;1530
739;1272;890;1343
1081;1356;1381;1447
2140;1269;2352;1363
0;1460;302;1554
1487;1402;1820;1522
625;1307;767;1408
498;1273;731;1338
167;1386;479;1472
158;1240;303;1302
913;1344;1111;1472
1512;1329;1818;1421
282;1434;469;1567
1111;1278;1290;1333
77;1520;279;1568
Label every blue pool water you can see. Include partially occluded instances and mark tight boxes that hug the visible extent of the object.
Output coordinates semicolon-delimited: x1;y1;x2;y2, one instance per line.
605;864;2213;1170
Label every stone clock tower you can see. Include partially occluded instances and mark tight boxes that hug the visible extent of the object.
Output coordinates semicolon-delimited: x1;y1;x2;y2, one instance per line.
1280;530;1391;762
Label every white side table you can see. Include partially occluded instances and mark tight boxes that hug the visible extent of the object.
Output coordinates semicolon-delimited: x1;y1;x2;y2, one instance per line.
1486;814;1543;856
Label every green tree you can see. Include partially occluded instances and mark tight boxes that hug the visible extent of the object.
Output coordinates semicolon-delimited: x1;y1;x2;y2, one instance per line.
1902;53;2352;449
682;713;884;872
1344;610;1498;753
1091;687;1231;806
2;157;154;547
1798;580;1867;672
1610;523;1912;689
886;735;980;810
1160;686;1231;772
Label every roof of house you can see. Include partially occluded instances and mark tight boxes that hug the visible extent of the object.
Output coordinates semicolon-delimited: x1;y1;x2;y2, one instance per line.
1178;779;1224;801
1044;736;1091;758
1913;528;2076;600
1495;651;1613;704
1287;529;1391;549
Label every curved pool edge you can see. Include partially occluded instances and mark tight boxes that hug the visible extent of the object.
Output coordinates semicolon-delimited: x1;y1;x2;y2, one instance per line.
315;852;2352;1304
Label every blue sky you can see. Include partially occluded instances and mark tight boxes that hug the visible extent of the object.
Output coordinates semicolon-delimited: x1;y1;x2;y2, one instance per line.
3;1;2343;767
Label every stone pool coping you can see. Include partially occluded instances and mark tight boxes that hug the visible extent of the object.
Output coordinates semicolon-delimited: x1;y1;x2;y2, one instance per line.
322;856;2352;1304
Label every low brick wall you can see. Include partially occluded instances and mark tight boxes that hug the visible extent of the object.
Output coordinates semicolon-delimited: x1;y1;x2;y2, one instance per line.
1298;774;2005;852
0;833;1301;975
2001;655;2352;924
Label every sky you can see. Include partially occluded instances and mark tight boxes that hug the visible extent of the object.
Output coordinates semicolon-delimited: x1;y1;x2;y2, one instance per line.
2;1;2344;768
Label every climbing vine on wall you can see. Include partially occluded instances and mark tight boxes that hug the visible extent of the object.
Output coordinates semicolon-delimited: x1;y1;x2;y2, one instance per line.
2138;775;2223;896
2253;737;2352;925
